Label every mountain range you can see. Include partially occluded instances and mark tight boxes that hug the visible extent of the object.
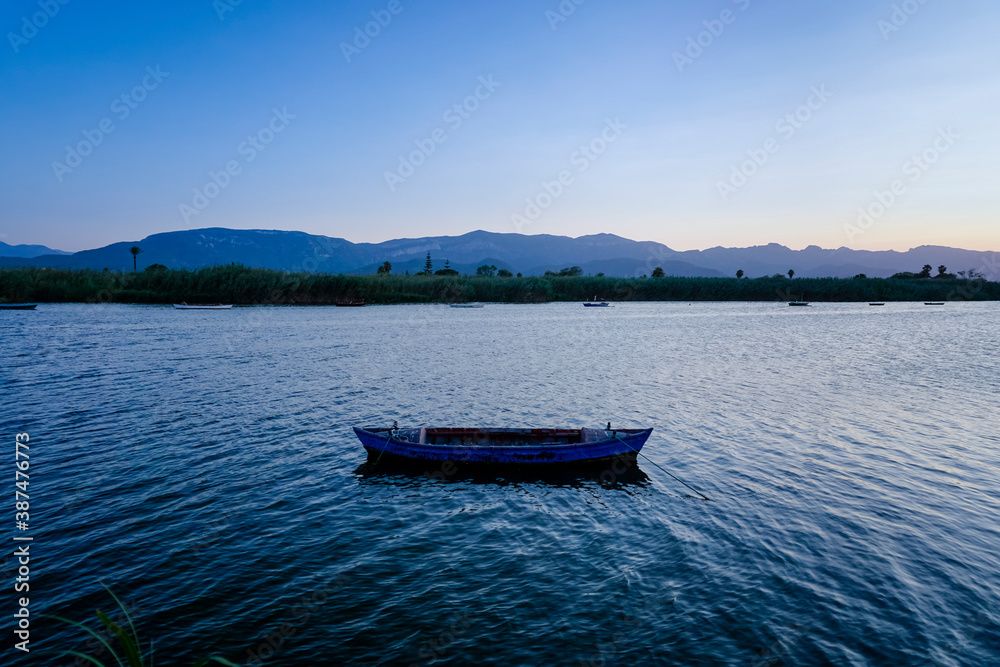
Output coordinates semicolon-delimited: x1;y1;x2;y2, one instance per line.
0;228;995;279
0;241;69;258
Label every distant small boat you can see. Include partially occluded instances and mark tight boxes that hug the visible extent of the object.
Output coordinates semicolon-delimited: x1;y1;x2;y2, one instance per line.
0;303;37;310
173;303;232;310
924;302;945;306
788;301;810;307
584;296;610;307
450;303;484;308
354;425;652;466
869;303;885;306
335;301;366;307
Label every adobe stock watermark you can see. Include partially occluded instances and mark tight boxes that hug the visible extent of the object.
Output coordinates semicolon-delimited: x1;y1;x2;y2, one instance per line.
750;624;806;667
545;0;587;31
844;126;958;243
407;612;472;665
178;107;295;223
213;0;243;21
384;75;501;192
948;261;993;302
511;117;627;234
878;0;931;41
717;84;833;201
51;66;170;182
340;0;410;63
673;0;751;73
241;574;348;665
580;585;680;666
7;0;70;54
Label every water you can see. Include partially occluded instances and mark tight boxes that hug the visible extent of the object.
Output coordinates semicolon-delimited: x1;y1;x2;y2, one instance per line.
2;302;999;666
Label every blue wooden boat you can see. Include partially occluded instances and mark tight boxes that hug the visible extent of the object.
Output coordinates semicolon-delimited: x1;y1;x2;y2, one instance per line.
354;426;652;466
584;295;611;307
0;303;37;310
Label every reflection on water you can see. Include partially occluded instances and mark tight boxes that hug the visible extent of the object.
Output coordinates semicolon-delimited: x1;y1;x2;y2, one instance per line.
353;457;653;488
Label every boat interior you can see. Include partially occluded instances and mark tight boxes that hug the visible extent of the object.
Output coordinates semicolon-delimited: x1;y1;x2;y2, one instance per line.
378;427;633;446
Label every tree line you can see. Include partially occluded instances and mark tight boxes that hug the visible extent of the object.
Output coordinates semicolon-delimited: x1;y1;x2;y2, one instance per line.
1;264;997;305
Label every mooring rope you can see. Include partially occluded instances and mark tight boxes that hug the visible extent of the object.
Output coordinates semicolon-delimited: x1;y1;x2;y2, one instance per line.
615;433;711;501
370;428;395;468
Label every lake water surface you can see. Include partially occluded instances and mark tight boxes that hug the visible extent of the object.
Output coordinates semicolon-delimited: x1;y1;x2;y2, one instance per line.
2;302;999;665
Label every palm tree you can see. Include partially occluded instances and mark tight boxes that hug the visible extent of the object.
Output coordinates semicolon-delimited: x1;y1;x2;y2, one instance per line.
130;246;143;271
787;269;795;279
736;269;744;279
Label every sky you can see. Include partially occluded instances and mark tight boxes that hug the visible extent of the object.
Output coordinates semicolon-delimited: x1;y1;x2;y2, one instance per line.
1;0;998;253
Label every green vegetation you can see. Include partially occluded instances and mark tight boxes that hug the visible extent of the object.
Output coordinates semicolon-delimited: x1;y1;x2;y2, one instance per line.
44;585;236;667
544;266;582;277
1;265;997;304
891;264;975;280
418;252;433;275
435;259;458;276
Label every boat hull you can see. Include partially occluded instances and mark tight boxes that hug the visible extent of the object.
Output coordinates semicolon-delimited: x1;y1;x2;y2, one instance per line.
173;304;233;309
354;426;652;466
0;304;37;310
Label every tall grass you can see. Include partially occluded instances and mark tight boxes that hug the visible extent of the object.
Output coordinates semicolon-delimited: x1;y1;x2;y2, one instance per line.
44;585;237;666
1;265;997;304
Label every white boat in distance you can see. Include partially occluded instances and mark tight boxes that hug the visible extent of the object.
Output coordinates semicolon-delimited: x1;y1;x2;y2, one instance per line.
173;303;233;310
584;296;610;307
449;303;485;308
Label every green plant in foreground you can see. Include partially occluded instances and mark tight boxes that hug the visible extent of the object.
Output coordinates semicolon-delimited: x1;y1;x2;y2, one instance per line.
44;584;238;667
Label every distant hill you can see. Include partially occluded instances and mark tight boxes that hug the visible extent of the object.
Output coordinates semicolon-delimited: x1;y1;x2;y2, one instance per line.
0;228;994;279
0;241;69;258
668;243;996;279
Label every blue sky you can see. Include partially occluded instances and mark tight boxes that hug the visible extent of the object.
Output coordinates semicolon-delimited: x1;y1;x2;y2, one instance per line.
1;0;997;252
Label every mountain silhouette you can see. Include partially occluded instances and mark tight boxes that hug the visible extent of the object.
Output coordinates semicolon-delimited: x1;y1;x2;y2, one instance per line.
1;228;994;279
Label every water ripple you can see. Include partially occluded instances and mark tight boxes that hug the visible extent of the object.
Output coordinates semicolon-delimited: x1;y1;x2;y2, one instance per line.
3;302;999;665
